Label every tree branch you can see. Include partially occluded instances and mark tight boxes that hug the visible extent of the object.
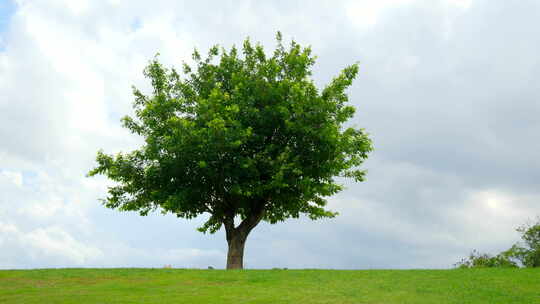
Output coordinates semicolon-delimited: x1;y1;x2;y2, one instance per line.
236;200;266;236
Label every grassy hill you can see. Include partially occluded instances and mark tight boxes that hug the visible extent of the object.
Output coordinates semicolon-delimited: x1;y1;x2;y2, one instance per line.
0;268;538;303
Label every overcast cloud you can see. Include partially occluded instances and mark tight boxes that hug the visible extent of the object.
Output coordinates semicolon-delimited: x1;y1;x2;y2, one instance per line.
0;0;539;269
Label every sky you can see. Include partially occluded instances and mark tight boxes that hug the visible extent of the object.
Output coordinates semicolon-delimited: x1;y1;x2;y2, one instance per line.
0;0;539;269
0;0;15;50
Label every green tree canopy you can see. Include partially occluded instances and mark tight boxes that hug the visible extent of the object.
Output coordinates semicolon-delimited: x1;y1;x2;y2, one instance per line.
88;33;373;269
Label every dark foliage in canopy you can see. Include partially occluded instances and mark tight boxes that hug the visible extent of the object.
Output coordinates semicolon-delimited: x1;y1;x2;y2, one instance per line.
88;33;373;234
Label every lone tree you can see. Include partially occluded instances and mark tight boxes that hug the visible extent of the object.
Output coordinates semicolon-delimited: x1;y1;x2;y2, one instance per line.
88;33;373;269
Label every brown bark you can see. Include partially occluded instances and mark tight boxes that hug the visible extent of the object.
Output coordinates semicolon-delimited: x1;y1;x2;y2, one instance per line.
226;231;247;269
224;204;265;270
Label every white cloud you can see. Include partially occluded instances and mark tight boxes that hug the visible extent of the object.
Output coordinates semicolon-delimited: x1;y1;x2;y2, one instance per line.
451;190;538;246
23;226;103;264
0;170;23;187
0;222;103;267
346;0;415;28
447;0;473;9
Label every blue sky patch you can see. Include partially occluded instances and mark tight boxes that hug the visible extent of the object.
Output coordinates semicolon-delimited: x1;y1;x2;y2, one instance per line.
0;0;16;51
131;17;142;31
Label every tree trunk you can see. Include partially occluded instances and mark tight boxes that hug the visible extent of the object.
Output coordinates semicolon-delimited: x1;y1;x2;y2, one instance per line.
226;231;247;269
224;204;265;270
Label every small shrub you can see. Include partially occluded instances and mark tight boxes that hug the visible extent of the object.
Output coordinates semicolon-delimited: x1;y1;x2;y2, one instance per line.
455;217;540;268
505;220;540;267
454;250;518;268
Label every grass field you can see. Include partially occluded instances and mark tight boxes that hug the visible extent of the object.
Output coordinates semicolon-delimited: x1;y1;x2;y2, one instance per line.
0;268;539;303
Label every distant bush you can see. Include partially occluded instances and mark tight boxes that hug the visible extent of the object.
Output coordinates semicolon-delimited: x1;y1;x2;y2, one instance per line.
505;220;540;268
454;250;518;268
455;218;540;268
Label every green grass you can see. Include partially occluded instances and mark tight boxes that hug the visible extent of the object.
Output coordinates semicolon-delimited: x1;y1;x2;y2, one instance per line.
0;268;539;303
